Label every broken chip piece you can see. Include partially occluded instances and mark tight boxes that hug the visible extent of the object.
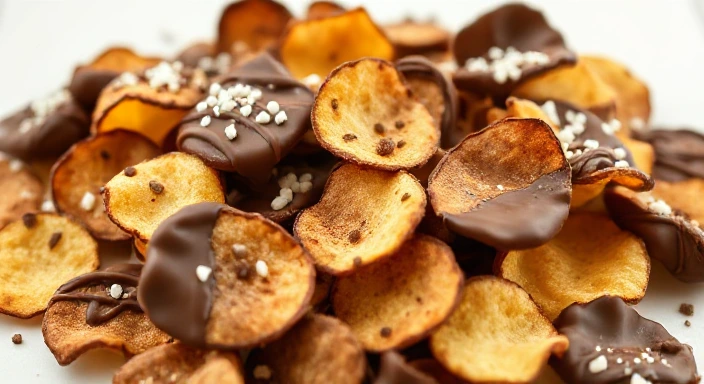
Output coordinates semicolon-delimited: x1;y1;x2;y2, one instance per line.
385;20;451;60
428;118;571;250
312;58;439;170
51;130;162;241
552;296;699;384
497;212;650;320
216;0;292;54
103;152;224;244
294;163;426;275
0;213;99;318
0;156;43;230
140;203;315;349
430;276;569;383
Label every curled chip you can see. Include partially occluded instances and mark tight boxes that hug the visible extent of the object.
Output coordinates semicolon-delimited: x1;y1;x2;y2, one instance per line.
42;264;170;365
605;187;704;283
332;235;463;351
246;314;366;384
428;118;571;250
496;212;650;320
552;296;699;384
312;58;438;170
216;0;292;54
0;213;99;318
385;20;451;59
91;61;207;145
0;157;43;229
140;203;315;349
294;163;426;275
430;276;569;383
51;130;162;241
280;8;395;79
104;152;224;244
306;1;345;19
113;342;244;384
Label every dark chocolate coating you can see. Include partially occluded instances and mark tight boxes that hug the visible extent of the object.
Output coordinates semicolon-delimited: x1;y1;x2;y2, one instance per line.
552;296;699;384
374;351;438;384
636;129;704;182
68;68;119;112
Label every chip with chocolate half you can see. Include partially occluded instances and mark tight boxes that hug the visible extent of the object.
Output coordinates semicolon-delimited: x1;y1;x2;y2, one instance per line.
497;213;650;320
51;130;162;241
332;235;463;352
42;263;170;365
294;163;426;275
552;296;699;384
280;8;395;79
312;58;439;170
430;276;569;383
0;156;43;229
140;203;315;349
638;129;704;183
103;152;224;244
385;20;451;59
0;213;99;318
428;118;571;250
113;342;244;384
245;314;366;384
306;1;345;19
216;0;292;54
373;352;441;384
177;52;314;185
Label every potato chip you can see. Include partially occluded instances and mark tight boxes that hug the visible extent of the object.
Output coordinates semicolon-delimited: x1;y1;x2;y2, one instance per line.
113;342;244;384
0;157;43;230
619;135;654;174
332;235;463;351
216;0;292;54
246;314;366;384
104;152;224;244
280;8;395;79
652;178;704;226
51;130;162;240
312;58;438;170
428;118;571;250
306;1;345;19
0;213;99;318
294;163;426;275
385;21;451;59
497;212;650;320
430;276;569;383
503;96;558;127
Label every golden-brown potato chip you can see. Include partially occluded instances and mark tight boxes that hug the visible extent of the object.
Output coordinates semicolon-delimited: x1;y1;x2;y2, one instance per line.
51;130;162;241
652;178;704;225
113;342;244;384
104;152;224;244
0;156;43;229
306;1;345;19
86;47;161;72
428;118;571;250
0;213;99;318
280;8;395;79
332;235;463;352
430;276;569;384
246;314;366;384
312;58;438;170
385;21;451;59
294;163;426;275
620;135;654;174
216;0;292;54
496;213;650;320
503;97;558;128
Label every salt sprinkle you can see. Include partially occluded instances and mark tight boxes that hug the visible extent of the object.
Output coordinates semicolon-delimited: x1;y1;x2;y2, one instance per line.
144;62;183;92
557;129;576;144
220;99;236;112
278;173;298;189
280;188;293;202
647;199;672;216
588;355;608;373
624;366;633;375
240;105;253;117
213;106;220;117
19;89;72;133
255;111;271;124
271;196;289;210
634;357;642;364
615;160;629;168
255;260;269;278
196;101;208;112
80;192;96;211
267;101;280;115
497;185;505;191
630;117;646;131
232;244;247;257
541;100;561;126
299;173;313;183
274;111;288;125
614;148;627;160
224;124;237;140
109;284;123;299
8;160;22;173
209;83;222;96
583;139;600;150
617;358;624;364
41;200;55;212
299;181;313;193
595;346;602;352
465;46;549;84
631;373;652;384
195;265;212;282
301;73;322;88
200;116;212;127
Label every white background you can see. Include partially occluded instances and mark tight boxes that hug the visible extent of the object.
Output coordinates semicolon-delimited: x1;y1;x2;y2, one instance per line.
0;1;703;383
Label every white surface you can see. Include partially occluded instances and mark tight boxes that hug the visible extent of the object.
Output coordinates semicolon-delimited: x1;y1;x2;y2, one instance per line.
0;1;703;383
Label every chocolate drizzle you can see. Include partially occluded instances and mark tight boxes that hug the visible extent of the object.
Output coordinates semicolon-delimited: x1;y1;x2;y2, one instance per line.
636;129;704;182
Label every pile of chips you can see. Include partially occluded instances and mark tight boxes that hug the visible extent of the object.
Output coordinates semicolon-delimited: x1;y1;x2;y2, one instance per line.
0;1;702;383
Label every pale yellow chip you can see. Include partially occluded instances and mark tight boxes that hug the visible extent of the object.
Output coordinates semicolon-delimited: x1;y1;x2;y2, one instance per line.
0;157;43;230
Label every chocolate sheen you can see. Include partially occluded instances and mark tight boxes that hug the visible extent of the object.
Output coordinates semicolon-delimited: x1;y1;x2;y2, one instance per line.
636;129;704;182
552;296;699;384
177;52;314;185
604;190;704;283
374;352;438;384
139;202;224;346
68;68;120;112
443;168;571;250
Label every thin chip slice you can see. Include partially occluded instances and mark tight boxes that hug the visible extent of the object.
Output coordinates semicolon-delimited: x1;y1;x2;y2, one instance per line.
51;130;162;240
280;8;395;79
294;163;426;275
216;0;292;54
246;314;366;384
113;342;244;384
332;235;463;351
428;118;571;250
496;212;650;320
104;152;224;244
306;1;345;19
0;157;43;229
620;135;654;175
652;178;704;226
385;21;451;59
430;276;569;383
0;213;99;318
312;58;438;170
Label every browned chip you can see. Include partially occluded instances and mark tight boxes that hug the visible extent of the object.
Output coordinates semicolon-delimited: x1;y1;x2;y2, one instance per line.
0;213;99;318
496;213;650;320
0;157;43;229
280;8;395;79
216;0;292;54
51;130;161;240
620;135;654;174
332;235;463;352
428;118;571;250
652;178;704;226
306;1;345;19
104;152;224;244
113;342;244;384
385;21;451;59
246;314;366;384
294;163;426;275
312;58;438;170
